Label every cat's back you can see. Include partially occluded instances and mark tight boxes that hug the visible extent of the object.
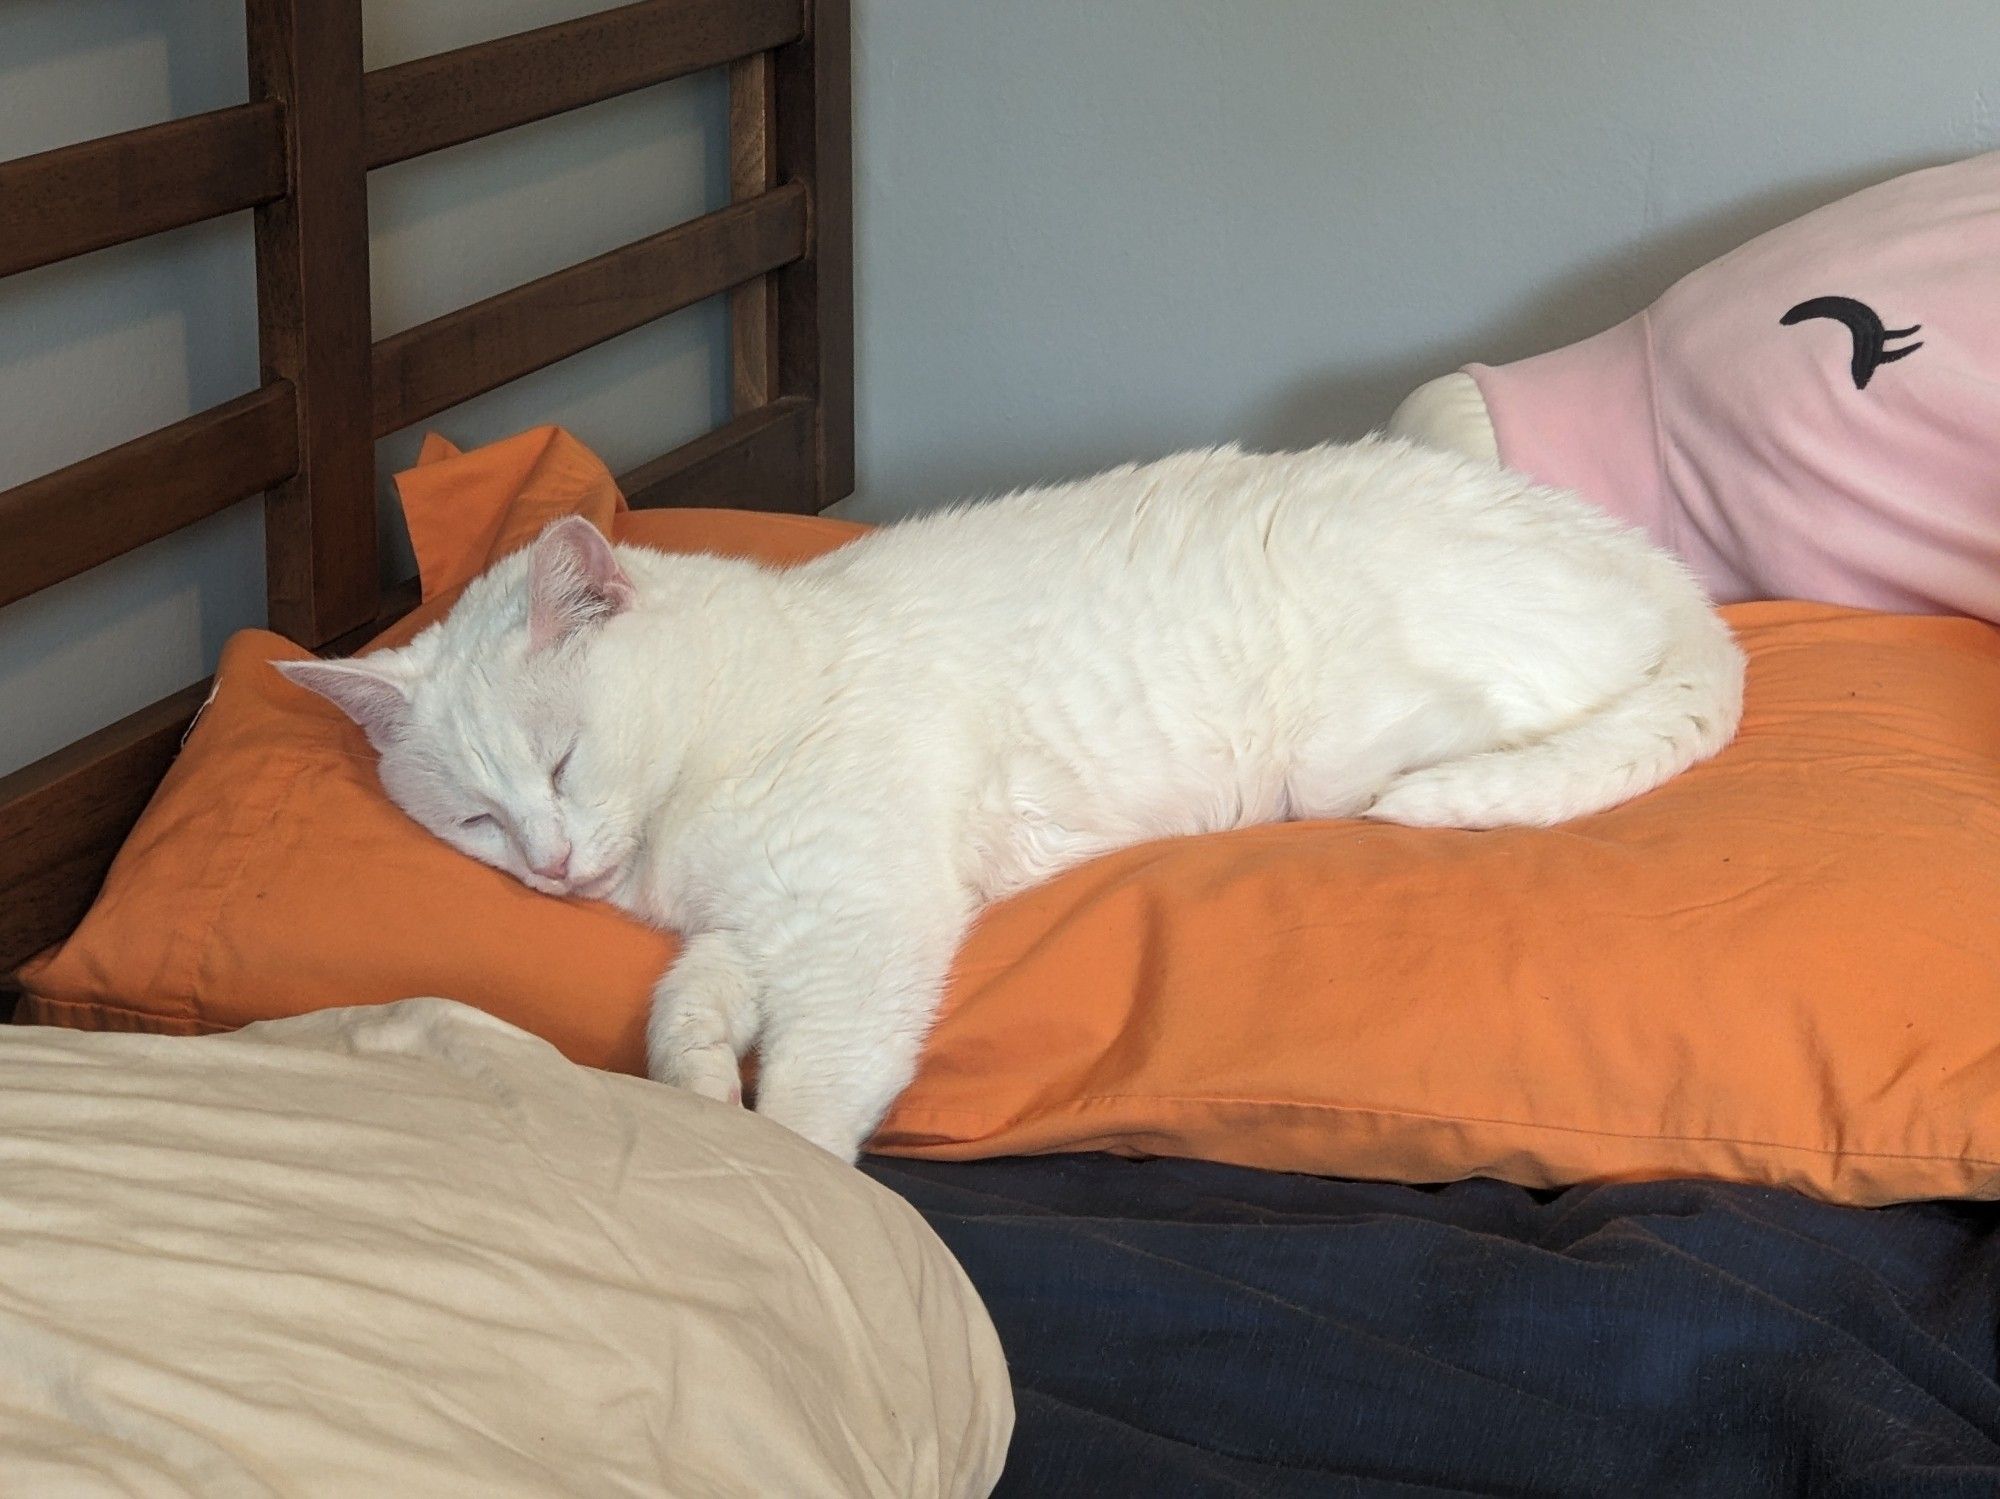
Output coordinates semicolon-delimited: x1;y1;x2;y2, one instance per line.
812;437;1592;620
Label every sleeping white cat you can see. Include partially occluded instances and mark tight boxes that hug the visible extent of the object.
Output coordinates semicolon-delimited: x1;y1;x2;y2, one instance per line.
280;439;1744;1162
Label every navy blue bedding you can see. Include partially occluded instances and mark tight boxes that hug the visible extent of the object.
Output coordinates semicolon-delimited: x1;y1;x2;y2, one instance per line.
864;1155;2000;1497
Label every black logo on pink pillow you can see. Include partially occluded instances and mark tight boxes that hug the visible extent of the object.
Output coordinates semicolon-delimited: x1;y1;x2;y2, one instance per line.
1780;297;1923;390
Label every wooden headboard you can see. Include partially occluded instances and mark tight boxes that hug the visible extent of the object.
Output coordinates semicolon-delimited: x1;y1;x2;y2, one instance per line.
0;0;852;985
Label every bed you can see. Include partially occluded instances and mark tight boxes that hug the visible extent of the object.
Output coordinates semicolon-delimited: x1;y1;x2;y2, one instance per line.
6;5;2000;1496
867;1157;2000;1495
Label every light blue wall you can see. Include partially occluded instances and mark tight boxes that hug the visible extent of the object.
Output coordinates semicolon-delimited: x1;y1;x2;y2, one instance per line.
8;1;2000;772
842;1;2000;519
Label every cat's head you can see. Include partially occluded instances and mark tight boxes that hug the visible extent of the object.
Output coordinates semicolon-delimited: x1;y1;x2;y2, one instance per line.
277;518;648;900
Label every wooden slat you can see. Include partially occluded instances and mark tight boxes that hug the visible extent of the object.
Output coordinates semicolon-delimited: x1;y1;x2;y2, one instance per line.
0;103;287;280
773;0;855;509
0;682;213;980
728;53;780;411
251;0;380;647
618;397;814;512
0;386;298;611
371;183;809;438
365;0;804;169
320;575;424;658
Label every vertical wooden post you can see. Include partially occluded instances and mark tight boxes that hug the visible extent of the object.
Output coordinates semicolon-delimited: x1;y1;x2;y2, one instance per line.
728;53;779;415
247;0;378;646
772;0;853;510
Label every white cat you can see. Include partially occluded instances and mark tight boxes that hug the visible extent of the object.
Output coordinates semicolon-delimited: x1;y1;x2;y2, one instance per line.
280;439;1743;1161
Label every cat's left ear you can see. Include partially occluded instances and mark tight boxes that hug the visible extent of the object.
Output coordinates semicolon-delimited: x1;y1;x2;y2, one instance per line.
274;657;411;751
527;516;635;653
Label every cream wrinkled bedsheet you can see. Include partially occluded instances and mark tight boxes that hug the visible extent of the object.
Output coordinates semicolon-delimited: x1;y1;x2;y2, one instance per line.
0;998;1010;1497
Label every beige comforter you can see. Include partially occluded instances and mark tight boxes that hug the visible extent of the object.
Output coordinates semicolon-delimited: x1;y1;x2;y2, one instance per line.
0;999;1010;1496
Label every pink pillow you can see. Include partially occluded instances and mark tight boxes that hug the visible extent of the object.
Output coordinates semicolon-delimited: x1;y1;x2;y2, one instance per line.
1467;151;2000;620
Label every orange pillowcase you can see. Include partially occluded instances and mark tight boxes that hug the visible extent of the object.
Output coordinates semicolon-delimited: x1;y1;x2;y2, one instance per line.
23;429;2000;1205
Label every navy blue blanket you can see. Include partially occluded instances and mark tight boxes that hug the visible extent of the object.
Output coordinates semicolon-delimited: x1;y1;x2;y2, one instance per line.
864;1155;2000;1497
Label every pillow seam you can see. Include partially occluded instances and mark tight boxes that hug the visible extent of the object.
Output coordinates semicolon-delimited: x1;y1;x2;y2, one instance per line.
884;1096;2000;1168
15;994;227;1035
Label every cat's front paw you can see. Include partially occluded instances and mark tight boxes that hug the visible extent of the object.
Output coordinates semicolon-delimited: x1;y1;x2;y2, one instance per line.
752;1090;872;1164
759;1113;866;1164
648;1042;744;1108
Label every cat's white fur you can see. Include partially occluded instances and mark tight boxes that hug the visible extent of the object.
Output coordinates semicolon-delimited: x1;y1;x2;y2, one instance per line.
280;439;1743;1161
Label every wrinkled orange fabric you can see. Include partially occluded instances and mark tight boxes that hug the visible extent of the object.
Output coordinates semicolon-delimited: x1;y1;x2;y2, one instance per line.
22;428;2000;1204
399;427;623;602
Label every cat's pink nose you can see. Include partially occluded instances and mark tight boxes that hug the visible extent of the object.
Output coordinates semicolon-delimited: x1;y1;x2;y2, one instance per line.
531;846;571;882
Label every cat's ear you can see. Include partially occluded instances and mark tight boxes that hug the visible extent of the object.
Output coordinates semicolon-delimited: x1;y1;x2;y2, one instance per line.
274;657;411;750
527;516;635;653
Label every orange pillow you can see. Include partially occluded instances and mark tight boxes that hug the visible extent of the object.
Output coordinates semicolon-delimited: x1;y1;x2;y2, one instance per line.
23;430;2000;1205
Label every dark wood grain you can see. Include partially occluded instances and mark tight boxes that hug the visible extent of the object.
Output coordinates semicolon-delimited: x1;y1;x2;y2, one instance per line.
250;0;380;647
728;53;780;412
0;385;298;611
618;396;814;512
371;183;808;437
773;0;855;509
0;681;213;980
0;103;288;279
364;0;803;169
319;575;424;658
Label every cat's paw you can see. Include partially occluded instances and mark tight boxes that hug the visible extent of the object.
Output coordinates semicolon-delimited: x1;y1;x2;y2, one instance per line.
753;1094;870;1164
649;1042;744;1107
1363;767;1503;829
1361;773;1459;828
762;1115;865;1164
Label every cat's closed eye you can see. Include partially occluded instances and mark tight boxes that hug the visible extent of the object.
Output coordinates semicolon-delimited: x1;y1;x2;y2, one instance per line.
551;747;575;790
460;813;495;830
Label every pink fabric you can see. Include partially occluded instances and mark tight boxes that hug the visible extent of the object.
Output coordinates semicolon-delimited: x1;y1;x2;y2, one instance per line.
1467;151;2000;620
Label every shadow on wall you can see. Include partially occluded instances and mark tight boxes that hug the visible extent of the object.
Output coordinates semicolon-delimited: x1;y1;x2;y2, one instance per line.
1254;157;1950;455
4;0;243;132
0;0;257;475
0;1;267;780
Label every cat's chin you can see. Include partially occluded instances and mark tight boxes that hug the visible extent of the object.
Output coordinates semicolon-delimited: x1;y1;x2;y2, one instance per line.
519;862;623;902
565;866;623;901
515;868;617;900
